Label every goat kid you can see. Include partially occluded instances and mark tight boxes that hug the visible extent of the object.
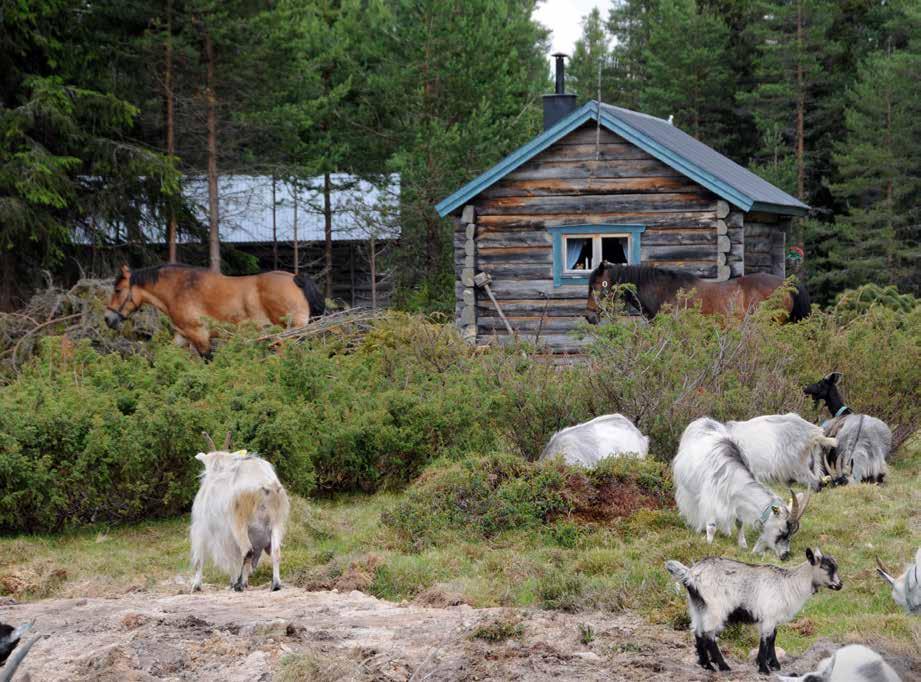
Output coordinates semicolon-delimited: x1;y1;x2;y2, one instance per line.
191;433;290;592
725;413;836;491
666;548;842;674
673;418;810;559
803;372;892;484
876;548;921;614
539;413;649;467
774;644;901;682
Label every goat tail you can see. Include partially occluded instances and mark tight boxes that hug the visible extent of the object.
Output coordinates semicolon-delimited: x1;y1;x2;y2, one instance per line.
788;279;812;322
293;273;326;319
666;560;693;587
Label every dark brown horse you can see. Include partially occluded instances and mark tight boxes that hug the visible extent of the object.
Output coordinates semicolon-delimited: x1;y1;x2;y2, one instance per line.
584;262;810;324
105;264;325;354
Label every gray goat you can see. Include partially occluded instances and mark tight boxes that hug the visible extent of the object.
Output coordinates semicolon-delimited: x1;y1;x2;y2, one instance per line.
876;548;921;614
666;548;842;675
803;373;892;483
774;644;901;682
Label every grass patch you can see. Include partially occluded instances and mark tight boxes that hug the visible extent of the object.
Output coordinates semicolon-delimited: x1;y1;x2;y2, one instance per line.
471;613;524;642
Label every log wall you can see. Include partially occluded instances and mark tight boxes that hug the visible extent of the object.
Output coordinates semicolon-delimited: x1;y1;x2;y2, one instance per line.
744;211;789;278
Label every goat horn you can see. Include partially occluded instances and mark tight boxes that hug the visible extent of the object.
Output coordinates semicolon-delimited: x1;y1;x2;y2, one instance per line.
823;450;833;475
223;431;233;449
797;490;811;520
789;488;799;520
202;431;217;451
876;556;896;584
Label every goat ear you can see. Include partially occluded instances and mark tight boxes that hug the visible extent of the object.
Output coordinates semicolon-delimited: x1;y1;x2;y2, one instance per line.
827;372;841;384
195;452;207;462
806;548;816;565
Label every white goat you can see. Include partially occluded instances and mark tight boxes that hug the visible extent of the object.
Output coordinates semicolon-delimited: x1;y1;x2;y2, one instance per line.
775;644;901;682
804;372;892;484
539;413;649;467
666;548;842;675
725;413;836;491
672;418;809;559
191;433;290;592
876;548;921;614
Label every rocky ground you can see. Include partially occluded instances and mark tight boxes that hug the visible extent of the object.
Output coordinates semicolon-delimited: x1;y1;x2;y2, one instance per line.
1;586;918;681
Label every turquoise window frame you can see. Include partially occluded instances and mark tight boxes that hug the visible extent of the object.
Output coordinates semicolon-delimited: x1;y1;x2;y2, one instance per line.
548;224;646;286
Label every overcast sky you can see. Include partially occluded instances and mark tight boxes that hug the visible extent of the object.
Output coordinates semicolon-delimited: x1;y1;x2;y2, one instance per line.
534;0;608;57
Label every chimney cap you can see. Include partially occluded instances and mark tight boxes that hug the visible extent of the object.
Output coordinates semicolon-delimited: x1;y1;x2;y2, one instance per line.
551;52;569;59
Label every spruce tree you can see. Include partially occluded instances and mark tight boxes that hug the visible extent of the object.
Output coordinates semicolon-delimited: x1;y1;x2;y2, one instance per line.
640;0;734;151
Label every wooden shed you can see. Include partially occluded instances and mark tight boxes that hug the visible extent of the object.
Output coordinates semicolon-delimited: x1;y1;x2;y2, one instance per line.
436;59;808;353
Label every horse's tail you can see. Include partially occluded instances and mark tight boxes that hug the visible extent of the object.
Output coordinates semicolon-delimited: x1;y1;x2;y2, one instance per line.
293;274;326;318
789;279;811;322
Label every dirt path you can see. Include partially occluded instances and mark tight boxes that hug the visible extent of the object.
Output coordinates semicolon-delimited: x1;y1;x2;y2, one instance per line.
1;587;917;681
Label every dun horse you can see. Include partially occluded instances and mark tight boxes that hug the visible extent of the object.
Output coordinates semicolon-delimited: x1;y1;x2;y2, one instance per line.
105;264;325;354
584;262;810;323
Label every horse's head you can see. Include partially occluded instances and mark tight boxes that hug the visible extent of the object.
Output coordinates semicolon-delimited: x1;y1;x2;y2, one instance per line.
585;262;615;324
105;264;142;329
585;262;646;323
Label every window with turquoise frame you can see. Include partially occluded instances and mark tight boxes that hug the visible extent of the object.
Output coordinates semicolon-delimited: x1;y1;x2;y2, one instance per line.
548;225;645;286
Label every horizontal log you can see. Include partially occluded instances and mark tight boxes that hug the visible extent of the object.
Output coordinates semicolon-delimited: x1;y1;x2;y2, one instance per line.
477;299;588;317
477;193;716;216
477;230;552;247
534;142;655;162
486;280;589;300
746;253;774;267
643;245;717;261
478;317;585;333
556;126;625;145
505;159;683;181
479;263;553;279
476;212;718;229
477;333;592;353
642;230;717;246
477;246;552;264
481;176;700;198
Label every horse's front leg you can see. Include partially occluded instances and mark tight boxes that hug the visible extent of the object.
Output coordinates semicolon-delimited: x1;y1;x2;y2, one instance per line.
175;322;212;358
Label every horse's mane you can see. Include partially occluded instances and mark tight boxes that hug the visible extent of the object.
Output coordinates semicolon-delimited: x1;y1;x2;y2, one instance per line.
588;262;699;288
115;263;206;288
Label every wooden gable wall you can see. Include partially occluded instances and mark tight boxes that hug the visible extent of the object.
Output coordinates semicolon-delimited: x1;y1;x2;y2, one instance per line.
454;124;745;351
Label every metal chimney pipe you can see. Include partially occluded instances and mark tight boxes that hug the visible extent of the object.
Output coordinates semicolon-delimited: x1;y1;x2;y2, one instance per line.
553;52;567;94
543;53;577;130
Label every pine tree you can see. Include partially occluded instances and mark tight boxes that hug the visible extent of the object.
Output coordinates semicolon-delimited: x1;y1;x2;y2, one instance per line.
606;0;660;109
830;48;921;295
740;0;841;202
640;0;734;151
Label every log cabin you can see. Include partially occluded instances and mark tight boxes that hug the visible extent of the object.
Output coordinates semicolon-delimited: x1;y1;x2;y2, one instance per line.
436;55;808;353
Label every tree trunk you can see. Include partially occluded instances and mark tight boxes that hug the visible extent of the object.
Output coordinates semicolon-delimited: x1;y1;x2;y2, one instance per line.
795;0;805;200
165;0;178;263
204;25;220;273
271;175;278;270
324;172;333;298
370;234;377;310
293;182;299;275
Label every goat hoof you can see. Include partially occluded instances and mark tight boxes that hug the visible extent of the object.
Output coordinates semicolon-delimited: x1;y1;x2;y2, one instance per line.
192;584;202;593
232;582;243;592
718;662;731;671
271;582;282;592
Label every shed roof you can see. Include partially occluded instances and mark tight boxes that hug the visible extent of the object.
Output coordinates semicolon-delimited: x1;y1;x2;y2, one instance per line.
435;101;808;218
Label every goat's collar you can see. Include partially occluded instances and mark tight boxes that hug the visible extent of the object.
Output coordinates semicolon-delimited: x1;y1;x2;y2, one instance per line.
757;498;783;527
833;405;852;418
